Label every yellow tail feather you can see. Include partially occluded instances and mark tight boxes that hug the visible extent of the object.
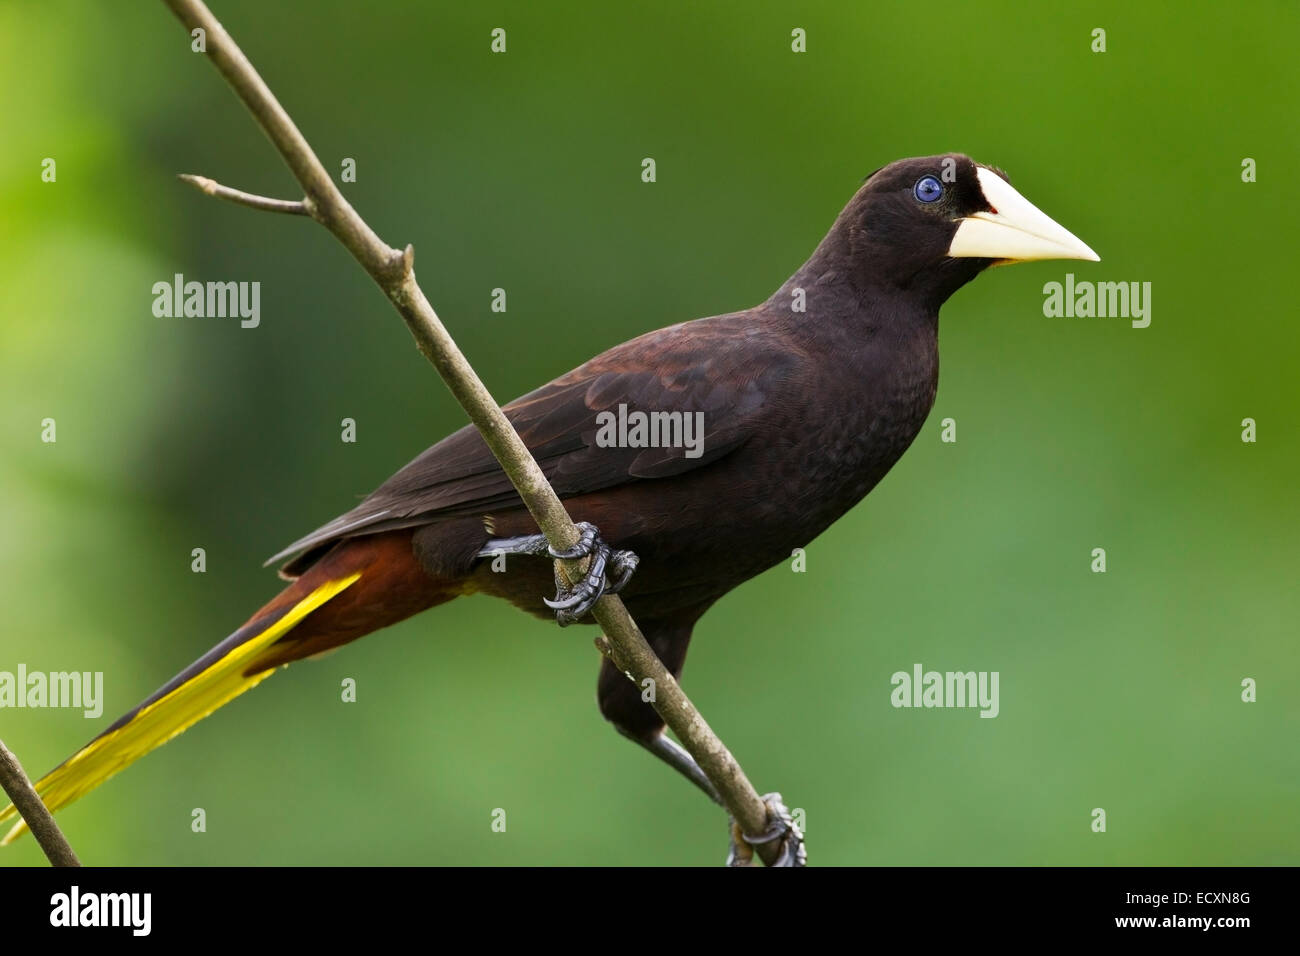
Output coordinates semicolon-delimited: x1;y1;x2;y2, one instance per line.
0;573;361;845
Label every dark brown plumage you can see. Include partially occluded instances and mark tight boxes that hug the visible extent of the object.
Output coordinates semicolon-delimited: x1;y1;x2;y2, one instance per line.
262;155;1004;735
3;153;1099;858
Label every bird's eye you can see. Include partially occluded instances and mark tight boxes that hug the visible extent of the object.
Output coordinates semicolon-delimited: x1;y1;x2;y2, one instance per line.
914;176;944;203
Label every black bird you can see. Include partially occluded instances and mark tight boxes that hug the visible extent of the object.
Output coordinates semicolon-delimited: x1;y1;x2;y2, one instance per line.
1;154;1098;864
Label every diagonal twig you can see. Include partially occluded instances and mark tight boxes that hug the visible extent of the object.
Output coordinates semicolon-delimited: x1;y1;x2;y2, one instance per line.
0;739;80;867
161;0;787;864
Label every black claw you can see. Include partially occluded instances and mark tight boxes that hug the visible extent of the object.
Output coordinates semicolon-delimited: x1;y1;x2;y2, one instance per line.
543;550;607;609
606;550;638;594
541;523;636;626
546;522;599;561
726;792;807;867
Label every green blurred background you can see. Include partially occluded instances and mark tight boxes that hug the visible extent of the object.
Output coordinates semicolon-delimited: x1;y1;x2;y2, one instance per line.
2;0;1296;866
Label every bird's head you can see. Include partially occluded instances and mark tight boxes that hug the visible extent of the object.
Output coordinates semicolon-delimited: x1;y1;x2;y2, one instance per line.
830;153;1098;305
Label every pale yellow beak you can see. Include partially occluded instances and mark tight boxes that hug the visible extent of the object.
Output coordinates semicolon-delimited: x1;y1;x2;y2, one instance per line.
948;167;1099;263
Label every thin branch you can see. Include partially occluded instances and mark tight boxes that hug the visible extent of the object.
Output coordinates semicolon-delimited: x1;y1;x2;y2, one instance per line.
162;0;786;864
177;173;309;215
0;739;80;867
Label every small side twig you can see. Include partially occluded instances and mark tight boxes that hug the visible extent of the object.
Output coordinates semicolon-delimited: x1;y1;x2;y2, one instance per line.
177;174;309;215
0;739;80;867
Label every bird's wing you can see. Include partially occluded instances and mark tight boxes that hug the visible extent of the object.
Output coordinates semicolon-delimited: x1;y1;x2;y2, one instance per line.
266;313;797;568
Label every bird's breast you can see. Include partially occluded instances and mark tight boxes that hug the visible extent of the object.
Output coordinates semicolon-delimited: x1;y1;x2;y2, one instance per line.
759;326;939;534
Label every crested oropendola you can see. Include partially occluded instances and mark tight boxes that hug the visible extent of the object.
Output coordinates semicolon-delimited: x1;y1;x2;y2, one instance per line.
1;154;1098;864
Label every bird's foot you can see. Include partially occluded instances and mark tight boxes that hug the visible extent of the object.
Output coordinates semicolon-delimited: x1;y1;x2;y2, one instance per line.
726;792;806;867
543;522;638;626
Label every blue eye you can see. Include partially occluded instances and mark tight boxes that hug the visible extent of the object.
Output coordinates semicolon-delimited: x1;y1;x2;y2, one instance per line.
914;176;944;203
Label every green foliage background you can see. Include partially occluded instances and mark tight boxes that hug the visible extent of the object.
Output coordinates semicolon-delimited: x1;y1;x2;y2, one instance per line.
1;0;1296;865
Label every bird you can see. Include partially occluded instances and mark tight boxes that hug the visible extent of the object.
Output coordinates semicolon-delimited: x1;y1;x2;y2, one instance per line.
1;153;1097;864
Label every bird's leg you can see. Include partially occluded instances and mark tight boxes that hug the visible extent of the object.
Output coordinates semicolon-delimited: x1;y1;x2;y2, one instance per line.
725;792;807;868
616;725;807;868
617;726;722;805
597;625;804;866
477;521;638;626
